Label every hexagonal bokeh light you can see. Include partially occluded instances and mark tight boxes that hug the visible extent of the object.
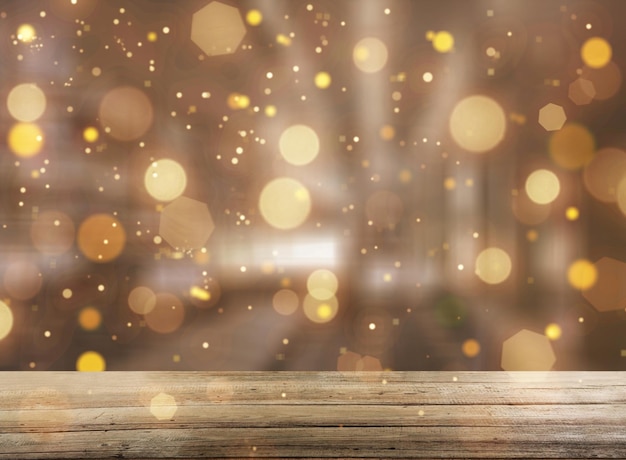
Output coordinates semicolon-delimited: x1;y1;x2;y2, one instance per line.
191;1;246;56
159;196;215;250
501;329;556;371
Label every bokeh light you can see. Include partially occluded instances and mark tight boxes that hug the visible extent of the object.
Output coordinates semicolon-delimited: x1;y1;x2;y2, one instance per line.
99;86;153;141
128;286;157;315
3;260;42;300
525;169;560;205
246;9;263;26
79;307;102;331
538;103;566;131
150;393;178;420
501;329;556;371
303;294;338;324
581;37;612;68
581;257;626;312
17;24;36;42
7;83;46;122
76;351;106;371
568;78;595;105
77;214;126;263
353;37;388;73
144;159;187;202
583;148;626;203
431;30;454;53
475;247;512;285
307;269;338;301
567;259;597;290
83;126;99;143
449;95;506;153
549;123;595;170
159;196;215;250
191;1;246;56
544;323;562;341
30;211;75;256
259;177;311;230
272;289;299;316
0;301;14;341
314;72;332;89
279;124;320;166
8;123;43;158
144;293;185;334
462;339;481;358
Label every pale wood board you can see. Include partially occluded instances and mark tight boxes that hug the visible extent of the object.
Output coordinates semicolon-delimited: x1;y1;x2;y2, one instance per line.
0;371;624;458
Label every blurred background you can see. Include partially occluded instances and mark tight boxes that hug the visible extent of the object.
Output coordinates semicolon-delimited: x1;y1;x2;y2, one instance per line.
1;0;626;371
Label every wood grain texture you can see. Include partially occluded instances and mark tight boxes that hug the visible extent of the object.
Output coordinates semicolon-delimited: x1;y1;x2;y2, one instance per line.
0;372;625;459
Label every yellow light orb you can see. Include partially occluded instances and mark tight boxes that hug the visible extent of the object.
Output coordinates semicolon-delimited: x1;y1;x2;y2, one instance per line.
353;37;388;73
567;259;597;290
0;301;14;341
7;83;46;122
76;351;106;372
565;206;580;221
314;71;332;89
144;159;187;202
544;323;562;341
227;93;250;110
303;294;338;324
307;269;338;300
449;95;506;153
8;122;43;158
549;123;595;170
246;9;263;26
279;124;320;166
475;247;512;285
147;31;158;42
265;105;277;117
83;126;99;143
432;30;454;53
462;339;481;358
259;177;311;230
77;214;126;263
79;307;102;331
525;169;560;205
17;24;36;43
581;37;612;69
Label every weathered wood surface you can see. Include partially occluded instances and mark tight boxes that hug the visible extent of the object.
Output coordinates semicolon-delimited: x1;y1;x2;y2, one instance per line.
0;372;625;459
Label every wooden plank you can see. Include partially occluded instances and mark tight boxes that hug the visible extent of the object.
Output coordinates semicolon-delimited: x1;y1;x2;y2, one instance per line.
0;372;625;458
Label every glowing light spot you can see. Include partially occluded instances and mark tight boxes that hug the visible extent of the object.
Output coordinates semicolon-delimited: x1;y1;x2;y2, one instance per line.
303;294;338;324
7;83;46;122
150;393;178;420
265;105;277;117
565;206;580;220
76;351;106;372
314;71;332;89
568;78;595;105
17;24;36;43
99;86;153;141
549;123;595;170
77;214;126;263
159;196;214;250
128;286;157;315
227;93;250;110
62;288;73;299
259;177;311;230
79;307;102;331
144;159;187;202
144;293;185;334
8;123;43;158
353;37;388;73
462;339;481;358
567;259;597;290
581;37;612;69
272;289;299;316
307;269;338;300
379;125;395;140
475;247;512;285
449;95;506;153
525;169;560;205
279;125;320;166
501;329;556;371
422;72;433;82
0;301;14;340
191;2;246;56
190;286;211;301
432;30;454;53
583;148;626;203
246;9;263;26
83;127;99;143
3;260;42;300
545;323;562;340
538;103;566;131
147;31;158;42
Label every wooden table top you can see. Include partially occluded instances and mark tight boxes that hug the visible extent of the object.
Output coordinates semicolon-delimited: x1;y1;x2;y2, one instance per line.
1;371;624;459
